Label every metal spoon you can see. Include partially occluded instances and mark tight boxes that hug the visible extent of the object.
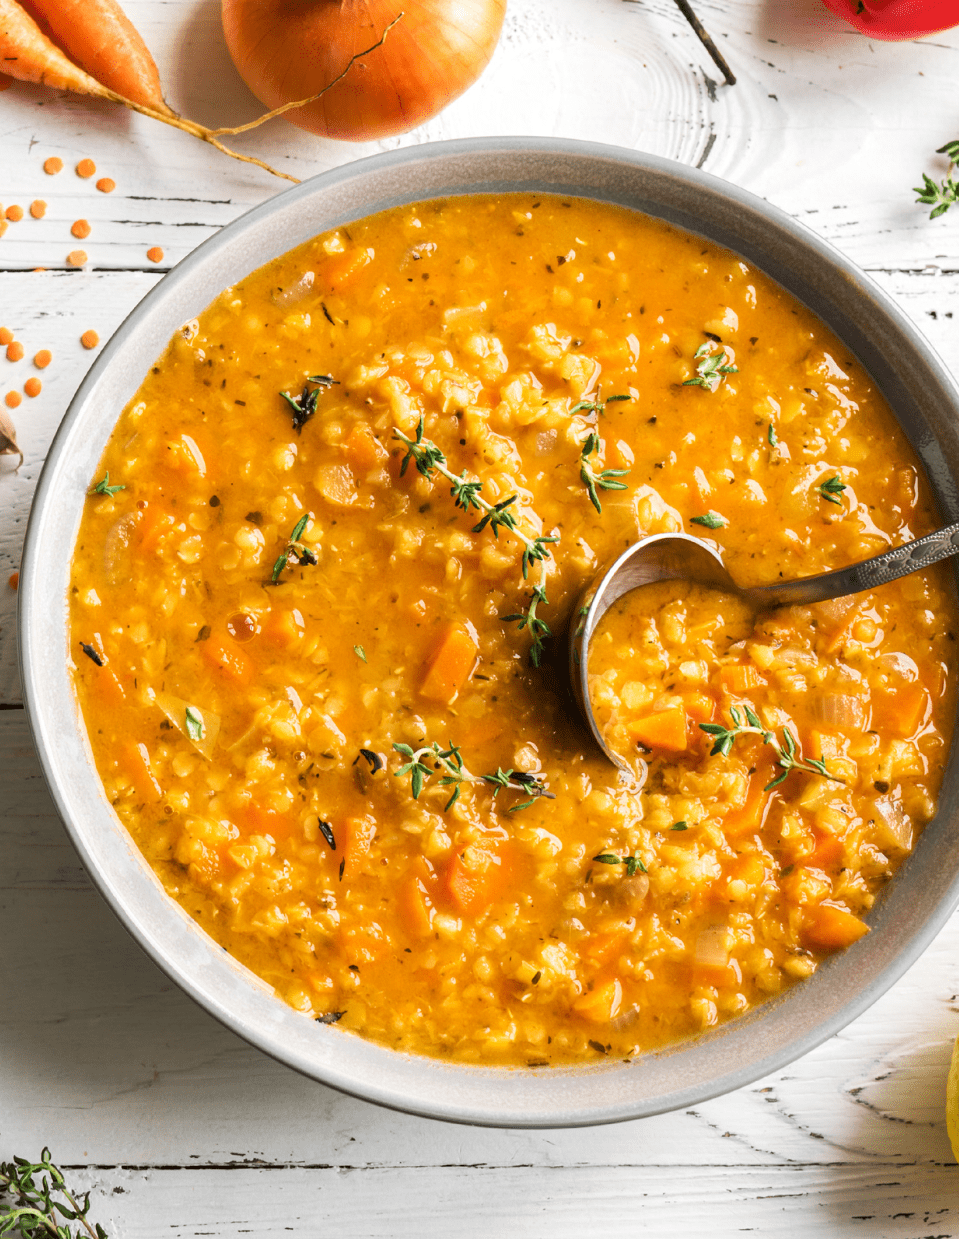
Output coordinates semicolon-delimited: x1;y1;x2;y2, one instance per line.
570;524;959;770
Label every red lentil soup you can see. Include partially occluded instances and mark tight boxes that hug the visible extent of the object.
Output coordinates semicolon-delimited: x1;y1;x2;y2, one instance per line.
69;194;956;1065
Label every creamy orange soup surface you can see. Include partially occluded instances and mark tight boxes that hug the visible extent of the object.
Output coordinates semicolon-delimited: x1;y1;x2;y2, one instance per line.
69;194;956;1065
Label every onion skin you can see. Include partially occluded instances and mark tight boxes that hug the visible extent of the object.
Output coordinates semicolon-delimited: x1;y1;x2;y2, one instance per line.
221;0;507;142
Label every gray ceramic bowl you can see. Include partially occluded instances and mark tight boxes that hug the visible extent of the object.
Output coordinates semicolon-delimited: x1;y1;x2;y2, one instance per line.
19;137;959;1128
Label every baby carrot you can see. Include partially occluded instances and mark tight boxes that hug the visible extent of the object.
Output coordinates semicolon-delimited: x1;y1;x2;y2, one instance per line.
19;0;173;113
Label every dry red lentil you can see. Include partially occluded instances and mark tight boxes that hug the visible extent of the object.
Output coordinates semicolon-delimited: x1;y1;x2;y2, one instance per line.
80;330;100;350
76;158;96;179
0;328;12;346
33;349;52;369
5;205;23;222
146;246;164;264
43;156;64;175
67;250;88;267
96;178;116;194
4;391;21;408
24;377;42;398
6;342;24;363
0;222;8;239
7;571;18;591
71;219;91;240
30;200;46;219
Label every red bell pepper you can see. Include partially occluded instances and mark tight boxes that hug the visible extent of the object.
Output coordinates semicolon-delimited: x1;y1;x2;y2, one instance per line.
823;0;959;40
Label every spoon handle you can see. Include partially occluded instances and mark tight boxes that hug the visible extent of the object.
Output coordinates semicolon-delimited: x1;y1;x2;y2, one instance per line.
750;521;959;607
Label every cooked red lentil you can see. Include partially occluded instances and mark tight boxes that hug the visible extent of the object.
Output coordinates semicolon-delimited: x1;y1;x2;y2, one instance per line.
69;194;956;1065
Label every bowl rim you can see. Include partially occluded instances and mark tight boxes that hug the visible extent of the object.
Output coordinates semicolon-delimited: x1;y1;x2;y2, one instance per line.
19;135;959;1128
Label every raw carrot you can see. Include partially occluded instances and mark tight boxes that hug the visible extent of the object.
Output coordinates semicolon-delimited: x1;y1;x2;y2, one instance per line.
0;0;104;93
19;0;173;113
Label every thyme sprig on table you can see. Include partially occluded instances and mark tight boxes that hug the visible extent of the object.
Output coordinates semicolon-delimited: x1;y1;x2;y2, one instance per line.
683;341;738;390
0;1148;107;1238
271;512;317;582
579;431;630;513
700;703;843;790
280;373;339;433
915;140;959;219
393;418;557;577
393;740;554;813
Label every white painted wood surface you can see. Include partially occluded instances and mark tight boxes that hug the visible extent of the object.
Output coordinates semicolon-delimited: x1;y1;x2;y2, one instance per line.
3;1;959;1233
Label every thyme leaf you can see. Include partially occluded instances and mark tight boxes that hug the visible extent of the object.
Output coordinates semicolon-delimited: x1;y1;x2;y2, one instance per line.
501;582;551;667
280;374;340;433
690;511;726;529
88;472;125;497
354;645;367;662
569;392;631;417
184;705;204;742
699;706;844;789
271;512;317;582
683;341;738;390
80;642;103;666
392;740;553;812
915;141;959;219
592;852;647;874
818;475;847;505
0;1147;107;1239
579;431;630;513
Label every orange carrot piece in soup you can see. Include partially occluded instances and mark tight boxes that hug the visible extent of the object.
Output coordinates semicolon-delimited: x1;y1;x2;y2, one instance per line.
399;872;434;938
338;814;376;877
345;422;387;473
719;664;766;693
202;630;254;686
802;902;870;951
121;741;162;804
324;248;373;292
682;690;716;723
443;840;505;917
628;705;688;752
573;978;623;1023
18;0;172;113
724;760;777;839
421;622;478;703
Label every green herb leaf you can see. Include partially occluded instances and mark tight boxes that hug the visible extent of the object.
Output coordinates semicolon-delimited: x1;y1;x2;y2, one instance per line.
915;142;959;219
818;475;847;504
699;716;845;788
671;821;688;831
690;511;726;529
683;341;738;390
184;706;204;742
0;1147;107;1239
579;431;630;513
89;471;125;497
767;423;778;447
271;513;316;582
354;645;367;662
593;853;622;865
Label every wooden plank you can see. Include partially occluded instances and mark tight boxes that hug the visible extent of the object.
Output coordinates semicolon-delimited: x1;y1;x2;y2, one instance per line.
3;710;959;1177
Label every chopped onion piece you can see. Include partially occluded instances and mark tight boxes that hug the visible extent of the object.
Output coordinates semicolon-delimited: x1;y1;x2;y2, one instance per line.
876;652;918;682
155;690;220;760
272;271;315;309
694;927;729;969
103;513;138;585
812;693;864;732
609;1003;642;1033
872;796;913;856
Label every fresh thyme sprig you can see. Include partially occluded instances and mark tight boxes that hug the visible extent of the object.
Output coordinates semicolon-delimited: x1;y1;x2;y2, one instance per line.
818;475;847;505
915;140;959;219
393;740;554;813
88;472;124;497
683;341;738;390
579;431;630;513
502;582;551;668
271;512;317;582
279;373;339;433
393;418;557;578
569;393;631;416
593;852;647;876
700;703;843;790
0;1148;107;1238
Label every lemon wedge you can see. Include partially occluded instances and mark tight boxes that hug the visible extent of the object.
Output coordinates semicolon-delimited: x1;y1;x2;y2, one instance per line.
947;1029;959;1162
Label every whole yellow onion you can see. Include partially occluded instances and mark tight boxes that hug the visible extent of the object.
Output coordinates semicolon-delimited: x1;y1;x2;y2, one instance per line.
221;0;507;142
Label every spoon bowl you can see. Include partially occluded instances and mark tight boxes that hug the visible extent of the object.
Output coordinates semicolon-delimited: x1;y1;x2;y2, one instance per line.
571;522;959;769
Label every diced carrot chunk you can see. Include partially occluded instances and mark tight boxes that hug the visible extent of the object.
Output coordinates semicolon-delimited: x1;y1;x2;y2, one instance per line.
719;664;766;693
202;631;254;686
339;815;377;877
89;664;126;710
682;690;716;724
695;959;743;989
340;921;389;963
345;423;387;473
822;601;862;654
582;932;627;967
122;741;162;804
573;978;623;1023
240;804;292;842
262;607;304;648
628;705;687;752
443;841;504;917
802;902;870;951
138;507;176;554
873;684;930;739
165;433;207;476
808;832;845;872
325;247;373;291
421;622;478;703
724;760;777;839
399;874;434;938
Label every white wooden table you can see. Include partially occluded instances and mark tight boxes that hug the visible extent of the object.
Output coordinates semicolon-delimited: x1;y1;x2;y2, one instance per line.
3;2;959;1233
